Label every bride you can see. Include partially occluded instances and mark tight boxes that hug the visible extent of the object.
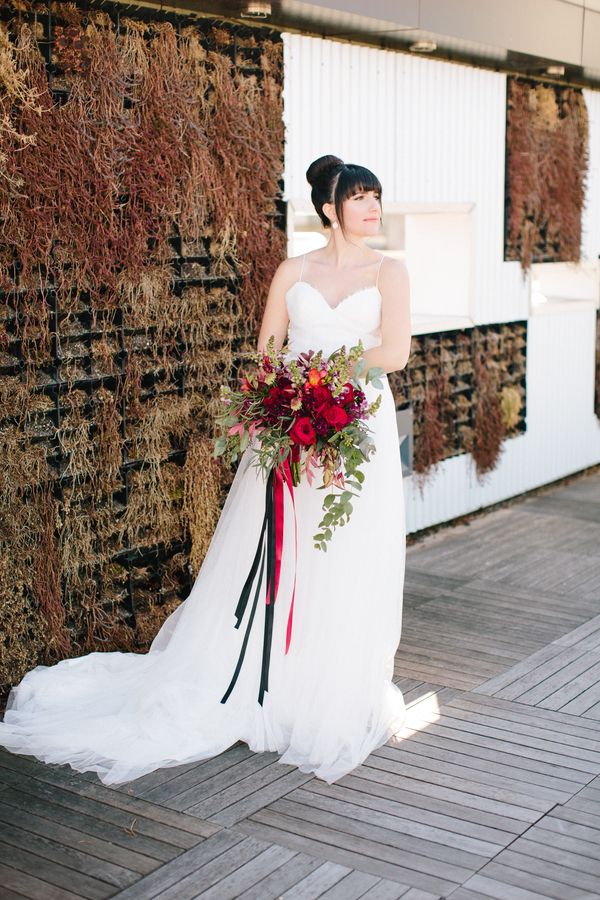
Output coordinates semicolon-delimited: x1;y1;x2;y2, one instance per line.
0;154;411;786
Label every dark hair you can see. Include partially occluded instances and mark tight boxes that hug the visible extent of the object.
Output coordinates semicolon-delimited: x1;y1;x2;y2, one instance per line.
305;154;383;235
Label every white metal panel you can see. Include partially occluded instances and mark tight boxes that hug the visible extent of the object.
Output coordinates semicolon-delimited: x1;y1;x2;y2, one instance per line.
404;306;600;533
282;34;600;532
283;32;528;325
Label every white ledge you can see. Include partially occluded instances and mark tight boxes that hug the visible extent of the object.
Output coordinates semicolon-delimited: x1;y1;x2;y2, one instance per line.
411;314;474;335
530;297;599;315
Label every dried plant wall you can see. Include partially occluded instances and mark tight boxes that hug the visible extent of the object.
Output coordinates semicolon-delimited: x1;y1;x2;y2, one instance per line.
389;321;527;492
505;76;589;274
0;1;285;690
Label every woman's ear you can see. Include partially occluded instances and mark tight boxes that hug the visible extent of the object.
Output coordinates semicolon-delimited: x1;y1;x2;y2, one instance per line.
321;201;334;223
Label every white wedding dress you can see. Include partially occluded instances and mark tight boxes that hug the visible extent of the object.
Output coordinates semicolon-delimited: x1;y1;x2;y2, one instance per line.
0;253;407;786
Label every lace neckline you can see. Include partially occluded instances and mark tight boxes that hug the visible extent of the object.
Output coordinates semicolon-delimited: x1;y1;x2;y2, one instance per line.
288;280;382;311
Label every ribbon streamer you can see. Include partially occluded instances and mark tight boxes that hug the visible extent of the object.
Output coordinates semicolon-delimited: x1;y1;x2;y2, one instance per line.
221;451;298;706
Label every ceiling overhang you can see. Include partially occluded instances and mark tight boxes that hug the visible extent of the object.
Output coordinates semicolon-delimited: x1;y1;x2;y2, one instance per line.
96;0;600;90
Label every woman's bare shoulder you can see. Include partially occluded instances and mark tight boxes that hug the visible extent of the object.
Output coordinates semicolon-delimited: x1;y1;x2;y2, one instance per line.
270;254;306;292
381;256;409;284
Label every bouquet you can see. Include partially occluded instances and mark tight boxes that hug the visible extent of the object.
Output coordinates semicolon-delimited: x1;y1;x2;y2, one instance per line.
214;335;385;551
213;335;385;707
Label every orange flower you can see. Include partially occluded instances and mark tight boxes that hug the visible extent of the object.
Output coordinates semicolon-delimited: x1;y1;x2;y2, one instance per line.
308;368;322;387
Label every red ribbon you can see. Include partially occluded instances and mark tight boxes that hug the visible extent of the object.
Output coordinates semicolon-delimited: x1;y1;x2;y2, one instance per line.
266;451;298;655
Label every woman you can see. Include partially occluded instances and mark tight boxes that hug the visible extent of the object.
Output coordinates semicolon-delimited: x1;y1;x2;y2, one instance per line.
0;154;411;786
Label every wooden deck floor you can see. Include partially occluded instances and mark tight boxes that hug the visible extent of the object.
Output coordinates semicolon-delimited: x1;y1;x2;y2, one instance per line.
2;467;600;899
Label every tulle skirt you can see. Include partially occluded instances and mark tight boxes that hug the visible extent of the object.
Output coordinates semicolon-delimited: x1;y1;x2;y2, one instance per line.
0;375;406;786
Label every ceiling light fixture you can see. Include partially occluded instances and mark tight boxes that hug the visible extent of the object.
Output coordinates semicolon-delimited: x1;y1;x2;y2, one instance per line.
545;64;565;76
240;2;271;17
409;40;437;53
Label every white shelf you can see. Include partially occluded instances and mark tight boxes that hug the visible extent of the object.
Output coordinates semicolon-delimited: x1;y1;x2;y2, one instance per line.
530;297;599;315
411;314;474;335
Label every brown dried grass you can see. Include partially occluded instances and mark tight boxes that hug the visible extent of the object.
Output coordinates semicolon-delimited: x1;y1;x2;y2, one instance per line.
183;435;233;577
506;78;589;272
467;350;507;481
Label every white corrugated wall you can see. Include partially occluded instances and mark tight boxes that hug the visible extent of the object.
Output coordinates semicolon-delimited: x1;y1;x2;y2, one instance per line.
282;33;600;533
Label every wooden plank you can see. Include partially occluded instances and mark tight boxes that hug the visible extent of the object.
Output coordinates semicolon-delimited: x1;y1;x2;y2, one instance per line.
447;693;600;740
339;877;410;900
413;704;600;763
446;890;498;900
156;841;298;900
185;767;314;825
390;729;588;794
0;797;158;875
0;841;113;900
358;756;549;822
485;850;600;895
397;711;600;773
460;871;560;899
473;646;589;700
547;804;600;833
277;861;357;899
401;890;441;900
0;887;30;900
0;784;181;864
560;681;600;716
236;815;457;896
511;652;600;707
553;614;600;649
130;743;254;801
375;740;582;806
507;837;600;876
283;787;504;858
232;851;331;899
154;752;282;813
535;811;600;846
246;858;377;900
392;665;479;691
335;774;526;836
562;792;600;816
0;815;139;890
297;780;516;847
260;798;489;874
0;862;83;900
113;829;248;899
0;749;217;840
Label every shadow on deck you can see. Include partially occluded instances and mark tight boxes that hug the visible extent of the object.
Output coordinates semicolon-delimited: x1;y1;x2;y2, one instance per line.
2;466;600;899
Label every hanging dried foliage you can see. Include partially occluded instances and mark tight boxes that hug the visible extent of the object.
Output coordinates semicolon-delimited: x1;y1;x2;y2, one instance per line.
204;45;286;345
500;384;522;430
412;368;452;496
466;349;507;481
505;77;589;273
182;435;234;577
0;2;285;691
389;322;527;489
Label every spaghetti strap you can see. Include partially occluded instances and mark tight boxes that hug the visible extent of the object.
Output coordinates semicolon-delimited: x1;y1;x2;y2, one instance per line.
298;253;306;283
375;253;385;289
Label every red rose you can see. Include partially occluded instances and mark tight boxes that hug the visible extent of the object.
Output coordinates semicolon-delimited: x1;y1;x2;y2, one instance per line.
290;416;316;447
312;385;332;406
323;405;349;430
339;382;355;406
262;386;283;411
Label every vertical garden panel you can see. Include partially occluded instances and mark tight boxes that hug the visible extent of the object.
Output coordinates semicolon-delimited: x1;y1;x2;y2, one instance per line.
0;1;285;689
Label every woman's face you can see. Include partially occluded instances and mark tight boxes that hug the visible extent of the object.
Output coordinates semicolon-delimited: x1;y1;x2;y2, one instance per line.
340;187;382;236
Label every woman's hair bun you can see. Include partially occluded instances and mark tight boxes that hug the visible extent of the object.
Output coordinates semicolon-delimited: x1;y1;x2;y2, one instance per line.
306;154;344;188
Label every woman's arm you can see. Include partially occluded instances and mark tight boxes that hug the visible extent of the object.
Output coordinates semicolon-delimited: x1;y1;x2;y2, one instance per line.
256;258;294;354
350;258;411;377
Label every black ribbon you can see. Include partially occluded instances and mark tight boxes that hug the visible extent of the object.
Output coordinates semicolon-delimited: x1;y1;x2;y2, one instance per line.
220;467;277;706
